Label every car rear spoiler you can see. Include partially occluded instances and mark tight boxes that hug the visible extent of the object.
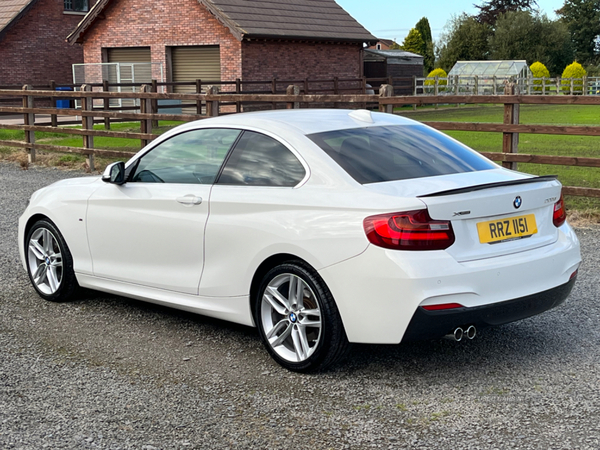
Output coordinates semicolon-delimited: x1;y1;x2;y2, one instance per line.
418;175;558;198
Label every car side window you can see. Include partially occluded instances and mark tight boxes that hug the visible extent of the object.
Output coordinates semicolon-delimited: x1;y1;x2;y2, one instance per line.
217;131;306;186
130;128;241;184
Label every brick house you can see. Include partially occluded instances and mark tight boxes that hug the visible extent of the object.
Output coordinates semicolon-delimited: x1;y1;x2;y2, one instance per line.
66;0;376;91
367;39;396;51
0;0;96;86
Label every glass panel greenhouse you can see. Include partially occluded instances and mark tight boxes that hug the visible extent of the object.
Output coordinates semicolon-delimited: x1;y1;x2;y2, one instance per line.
447;60;532;94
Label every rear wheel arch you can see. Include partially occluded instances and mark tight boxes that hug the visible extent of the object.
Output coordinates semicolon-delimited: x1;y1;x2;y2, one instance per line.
250;254;308;313
250;254;350;372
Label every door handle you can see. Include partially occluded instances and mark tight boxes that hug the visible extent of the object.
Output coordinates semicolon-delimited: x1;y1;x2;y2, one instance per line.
176;195;203;205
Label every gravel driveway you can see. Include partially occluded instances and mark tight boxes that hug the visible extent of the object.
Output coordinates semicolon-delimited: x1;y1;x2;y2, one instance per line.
1;161;599;449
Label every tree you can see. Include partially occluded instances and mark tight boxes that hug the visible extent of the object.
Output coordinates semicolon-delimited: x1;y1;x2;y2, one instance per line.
530;61;550;91
424;68;448;92
400;28;425;55
436;14;492;72
475;0;539;25
489;11;573;75
561;61;587;92
556;0;600;65
415;17;435;73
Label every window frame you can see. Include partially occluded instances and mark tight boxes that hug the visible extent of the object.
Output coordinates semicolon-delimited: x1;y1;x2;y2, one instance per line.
214;130;309;188
125;126;310;188
64;0;89;12
126;127;243;185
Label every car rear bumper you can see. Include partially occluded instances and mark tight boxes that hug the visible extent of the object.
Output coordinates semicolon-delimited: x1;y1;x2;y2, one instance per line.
318;224;580;344
401;276;576;342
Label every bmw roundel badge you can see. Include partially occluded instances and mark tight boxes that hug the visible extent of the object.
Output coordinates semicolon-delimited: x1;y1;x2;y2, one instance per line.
289;312;297;323
513;196;522;209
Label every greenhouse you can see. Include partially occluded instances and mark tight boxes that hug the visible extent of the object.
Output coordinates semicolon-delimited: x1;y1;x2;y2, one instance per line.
447;60;532;94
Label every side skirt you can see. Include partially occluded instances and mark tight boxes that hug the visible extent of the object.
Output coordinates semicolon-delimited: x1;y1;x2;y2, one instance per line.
76;273;255;327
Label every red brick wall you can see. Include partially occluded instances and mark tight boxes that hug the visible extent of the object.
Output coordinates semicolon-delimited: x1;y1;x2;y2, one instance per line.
80;0;364;88
82;0;242;84
241;41;363;82
0;0;87;86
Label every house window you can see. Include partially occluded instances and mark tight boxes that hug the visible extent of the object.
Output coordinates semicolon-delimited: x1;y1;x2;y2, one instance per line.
64;0;89;12
376;44;381;50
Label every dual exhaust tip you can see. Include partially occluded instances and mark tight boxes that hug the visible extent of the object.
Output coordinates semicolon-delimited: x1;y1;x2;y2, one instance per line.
445;325;476;342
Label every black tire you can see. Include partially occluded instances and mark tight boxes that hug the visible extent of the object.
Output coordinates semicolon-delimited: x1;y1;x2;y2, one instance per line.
25;219;78;302
254;261;349;372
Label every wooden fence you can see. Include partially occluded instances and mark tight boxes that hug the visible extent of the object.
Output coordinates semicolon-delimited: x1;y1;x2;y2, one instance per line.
1;84;600;199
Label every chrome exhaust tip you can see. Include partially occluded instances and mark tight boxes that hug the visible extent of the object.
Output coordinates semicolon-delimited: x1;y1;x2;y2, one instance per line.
444;327;464;342
466;325;477;340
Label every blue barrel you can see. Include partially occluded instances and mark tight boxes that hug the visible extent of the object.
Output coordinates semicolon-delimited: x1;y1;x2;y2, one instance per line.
56;86;72;109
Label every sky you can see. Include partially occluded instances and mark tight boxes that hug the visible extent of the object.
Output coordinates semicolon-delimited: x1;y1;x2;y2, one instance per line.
336;0;567;43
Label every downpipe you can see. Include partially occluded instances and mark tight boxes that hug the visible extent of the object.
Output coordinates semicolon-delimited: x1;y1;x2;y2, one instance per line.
444;325;476;342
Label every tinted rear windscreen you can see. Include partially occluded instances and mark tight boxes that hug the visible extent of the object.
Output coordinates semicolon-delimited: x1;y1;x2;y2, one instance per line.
307;125;496;184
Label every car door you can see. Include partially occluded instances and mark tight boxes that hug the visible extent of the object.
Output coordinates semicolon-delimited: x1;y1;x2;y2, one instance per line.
86;128;241;295
199;130;309;297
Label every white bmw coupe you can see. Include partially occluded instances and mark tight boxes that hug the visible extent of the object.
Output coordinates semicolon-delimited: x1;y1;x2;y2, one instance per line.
19;109;581;371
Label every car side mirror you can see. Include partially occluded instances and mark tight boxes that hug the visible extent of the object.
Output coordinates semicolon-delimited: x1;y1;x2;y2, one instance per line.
102;161;126;185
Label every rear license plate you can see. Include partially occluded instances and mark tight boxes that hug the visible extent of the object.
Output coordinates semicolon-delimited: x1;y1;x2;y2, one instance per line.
477;214;537;244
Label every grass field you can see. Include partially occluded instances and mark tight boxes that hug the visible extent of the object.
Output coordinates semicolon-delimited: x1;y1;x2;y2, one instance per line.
399;104;600;213
0;121;184;171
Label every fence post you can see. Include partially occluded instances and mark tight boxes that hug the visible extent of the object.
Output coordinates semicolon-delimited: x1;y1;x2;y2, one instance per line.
22;85;36;163
455;75;460;107
151;79;159;127
493;75;497;95
206;85;219;117
412;75;417;111
556;77;561;95
50;80;57;127
434;76;439;110
570;78;574;95
235;78;241;113
583;76;588;95
102;79;111;130
81;84;95;172
378;84;394;114
286;85;300;109
502;83;519;171
474;75;479;95
139;84;152;148
196;79;203;115
542;77;546;95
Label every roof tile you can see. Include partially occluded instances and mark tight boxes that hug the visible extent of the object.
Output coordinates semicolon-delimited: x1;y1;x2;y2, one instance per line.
68;0;376;44
0;0;35;34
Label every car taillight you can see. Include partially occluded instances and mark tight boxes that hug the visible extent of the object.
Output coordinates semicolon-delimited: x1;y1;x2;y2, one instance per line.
363;209;455;251
553;193;566;228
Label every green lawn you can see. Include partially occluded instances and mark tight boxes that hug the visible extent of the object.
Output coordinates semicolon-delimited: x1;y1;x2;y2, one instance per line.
399;104;600;212
0;121;184;151
0;121;185;171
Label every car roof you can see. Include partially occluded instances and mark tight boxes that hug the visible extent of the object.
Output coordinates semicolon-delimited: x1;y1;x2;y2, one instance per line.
180;109;418;136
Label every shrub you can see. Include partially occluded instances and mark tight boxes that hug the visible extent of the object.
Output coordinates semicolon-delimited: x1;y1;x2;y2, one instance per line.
424;68;448;92
561;62;586;94
530;62;550;92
